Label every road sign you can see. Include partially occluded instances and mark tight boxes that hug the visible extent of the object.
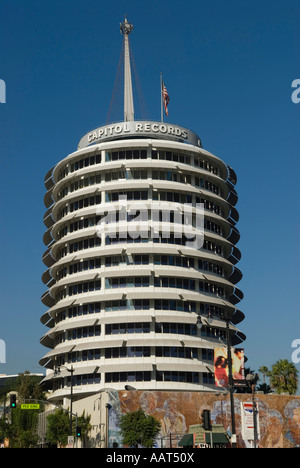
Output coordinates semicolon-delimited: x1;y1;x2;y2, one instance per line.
241;402;260;441
21;404;40;410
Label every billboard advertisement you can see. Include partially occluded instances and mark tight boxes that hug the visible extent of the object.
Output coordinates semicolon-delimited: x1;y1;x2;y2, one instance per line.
214;347;245;387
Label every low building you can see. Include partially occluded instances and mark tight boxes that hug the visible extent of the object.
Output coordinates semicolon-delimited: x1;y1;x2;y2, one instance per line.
179;423;229;448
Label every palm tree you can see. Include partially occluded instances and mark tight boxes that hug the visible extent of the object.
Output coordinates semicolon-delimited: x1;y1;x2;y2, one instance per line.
267;359;298;395
257;382;271;394
258;366;269;385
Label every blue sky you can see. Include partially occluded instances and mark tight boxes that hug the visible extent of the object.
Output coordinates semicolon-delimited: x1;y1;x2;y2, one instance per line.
0;0;299;390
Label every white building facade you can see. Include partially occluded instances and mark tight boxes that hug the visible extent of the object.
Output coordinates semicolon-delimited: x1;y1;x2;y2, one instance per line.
40;120;244;402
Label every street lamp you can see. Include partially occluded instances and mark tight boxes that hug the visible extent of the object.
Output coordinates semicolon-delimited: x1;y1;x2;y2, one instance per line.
196;314;202;329
106;403;112;448
54;365;75;436
224;315;237;448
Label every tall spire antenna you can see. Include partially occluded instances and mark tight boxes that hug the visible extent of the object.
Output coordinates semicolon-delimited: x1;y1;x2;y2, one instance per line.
120;17;134;122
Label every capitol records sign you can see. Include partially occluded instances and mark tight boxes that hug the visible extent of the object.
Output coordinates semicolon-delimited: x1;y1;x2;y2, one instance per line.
78;121;202;149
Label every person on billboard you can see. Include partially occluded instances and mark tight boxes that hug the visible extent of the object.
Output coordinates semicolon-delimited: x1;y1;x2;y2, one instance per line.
232;348;245;380
214;355;229;387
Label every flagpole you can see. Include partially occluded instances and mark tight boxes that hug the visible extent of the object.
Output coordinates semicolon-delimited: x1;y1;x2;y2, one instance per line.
160;72;163;123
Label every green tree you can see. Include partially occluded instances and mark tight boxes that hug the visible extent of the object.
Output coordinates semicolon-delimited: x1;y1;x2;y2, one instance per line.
46;409;70;448
46;409;92;448
267;359;298;395
119;409;161;448
0;377;15;444
257;382;272;394
9;407;39;448
0;416;10;444
2;372;44;448
15;371;45;403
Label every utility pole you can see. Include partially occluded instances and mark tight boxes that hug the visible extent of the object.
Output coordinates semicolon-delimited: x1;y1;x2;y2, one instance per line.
54;365;75;437
226;318;237;448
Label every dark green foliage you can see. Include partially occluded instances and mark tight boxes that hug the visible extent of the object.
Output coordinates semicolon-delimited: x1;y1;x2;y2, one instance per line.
9;407;39;448
119;409;161;448
268;359;298;395
46;409;70;448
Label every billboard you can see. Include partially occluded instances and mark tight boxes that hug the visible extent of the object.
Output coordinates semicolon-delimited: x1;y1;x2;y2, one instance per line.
214;347;245;387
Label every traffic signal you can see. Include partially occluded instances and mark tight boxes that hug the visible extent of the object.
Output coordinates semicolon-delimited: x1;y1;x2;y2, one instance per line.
201;409;211;431
76;426;82;437
10;394;17;409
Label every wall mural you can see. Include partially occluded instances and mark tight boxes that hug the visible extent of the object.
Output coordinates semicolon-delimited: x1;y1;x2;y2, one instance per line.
106;390;300;448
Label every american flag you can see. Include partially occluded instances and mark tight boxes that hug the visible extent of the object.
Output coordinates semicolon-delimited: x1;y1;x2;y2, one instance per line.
162;80;170;116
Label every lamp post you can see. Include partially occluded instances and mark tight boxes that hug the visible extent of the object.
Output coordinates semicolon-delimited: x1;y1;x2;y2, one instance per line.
106;403;112;448
54;365;75;436
225;317;237;448
196;314;202;329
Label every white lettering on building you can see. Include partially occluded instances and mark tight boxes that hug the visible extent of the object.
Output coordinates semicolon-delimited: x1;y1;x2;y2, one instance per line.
87;122;188;144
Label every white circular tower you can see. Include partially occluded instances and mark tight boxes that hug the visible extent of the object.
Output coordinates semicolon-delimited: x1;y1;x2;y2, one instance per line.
40;18;245;403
